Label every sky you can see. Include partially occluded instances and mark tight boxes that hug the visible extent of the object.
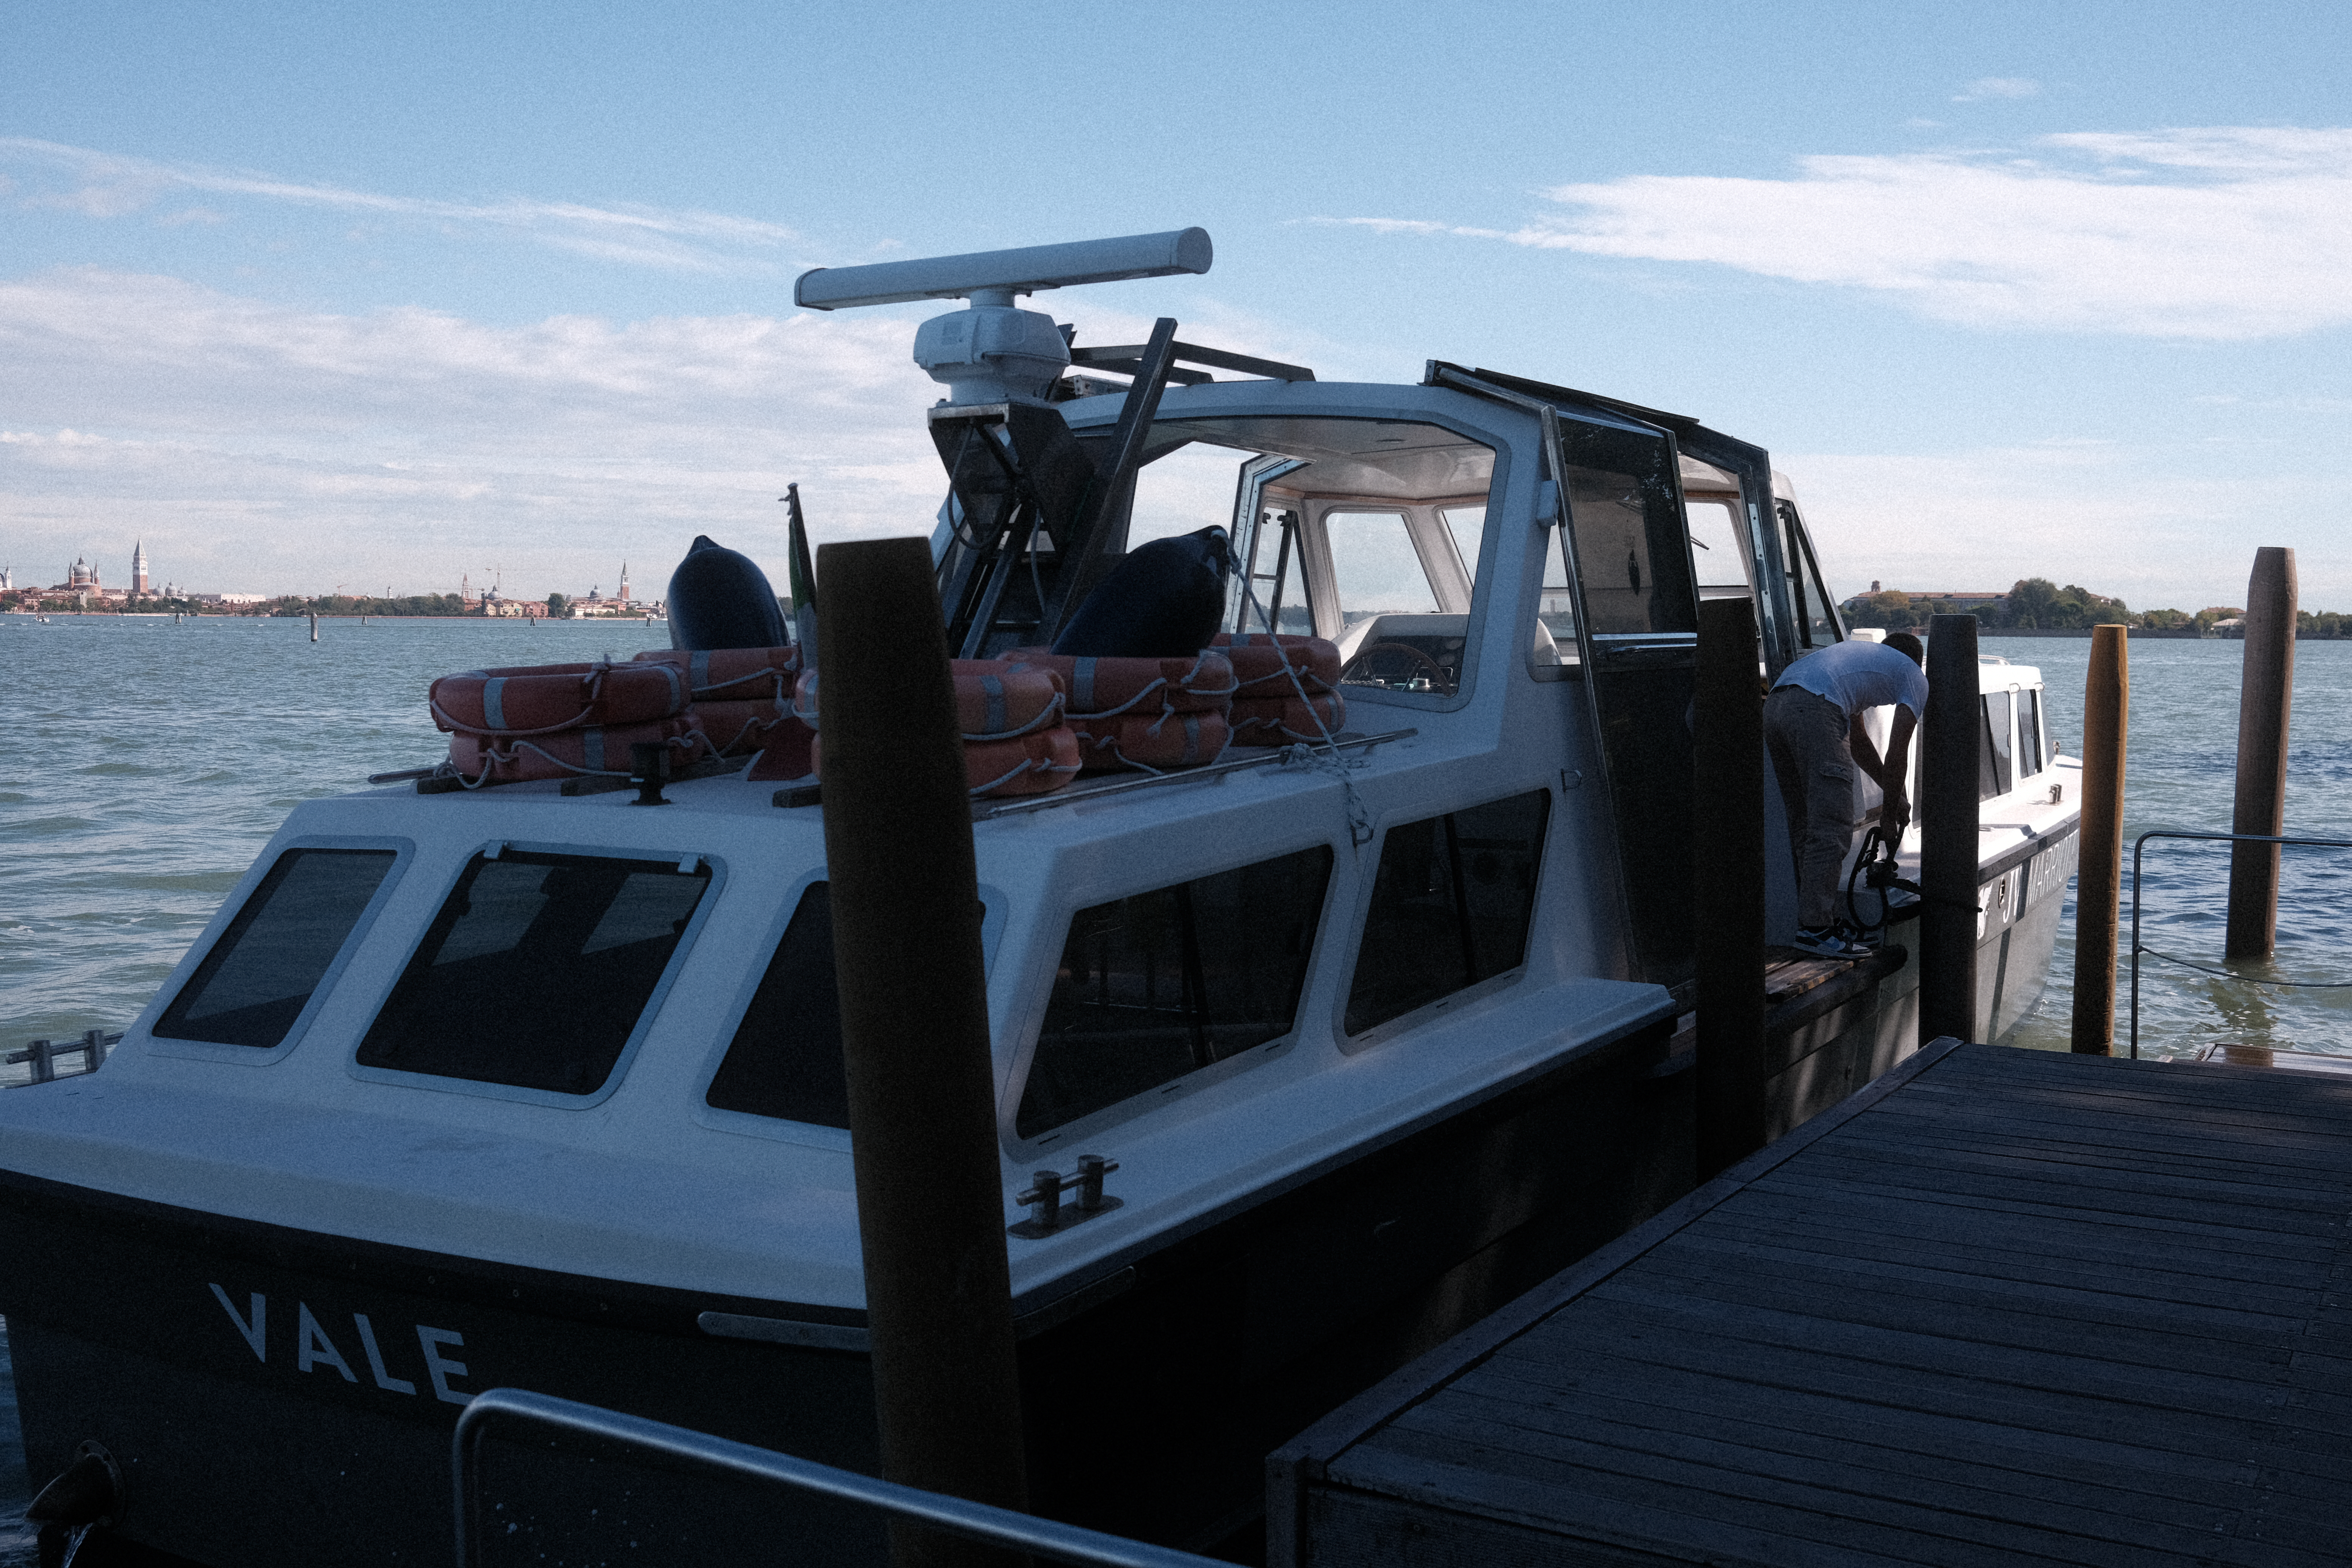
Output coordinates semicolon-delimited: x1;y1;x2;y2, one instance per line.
3;0;2349;610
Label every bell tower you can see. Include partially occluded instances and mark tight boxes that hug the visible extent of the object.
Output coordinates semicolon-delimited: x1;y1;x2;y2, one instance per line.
133;540;149;596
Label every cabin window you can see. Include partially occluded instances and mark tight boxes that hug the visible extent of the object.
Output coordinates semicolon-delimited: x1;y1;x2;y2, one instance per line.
1015;845;1335;1140
1979;693;2015;801
2018;689;2045;778
357;849;710;1095
1127;441;1254;555
705;882;850;1129
154;848;396;1048
1327;510;1441;625
1346;790;1549;1037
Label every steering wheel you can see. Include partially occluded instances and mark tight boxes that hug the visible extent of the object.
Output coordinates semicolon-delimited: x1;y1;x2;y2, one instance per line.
1341;640;1454;696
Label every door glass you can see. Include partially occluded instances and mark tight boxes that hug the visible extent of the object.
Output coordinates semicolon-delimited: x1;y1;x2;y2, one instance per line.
1781;502;1841;648
1565;469;1664;635
1326;510;1438;629
1684;500;1751;596
2018;689;2044;778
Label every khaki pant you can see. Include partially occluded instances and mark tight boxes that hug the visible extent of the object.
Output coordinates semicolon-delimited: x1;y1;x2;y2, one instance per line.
1764;686;1855;929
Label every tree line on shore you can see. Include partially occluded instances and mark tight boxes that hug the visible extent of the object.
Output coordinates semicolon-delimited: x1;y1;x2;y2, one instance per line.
1850;577;2352;637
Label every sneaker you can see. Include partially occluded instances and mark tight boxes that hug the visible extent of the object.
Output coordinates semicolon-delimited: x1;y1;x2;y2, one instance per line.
1791;925;1869;958
1839;920;1884;951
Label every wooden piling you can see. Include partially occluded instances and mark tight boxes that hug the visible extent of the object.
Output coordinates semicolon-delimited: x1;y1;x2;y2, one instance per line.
815;537;1027;1568
1919;614;1980;1044
1693;596;1766;1178
2227;547;2297;960
2070;626;2129;1054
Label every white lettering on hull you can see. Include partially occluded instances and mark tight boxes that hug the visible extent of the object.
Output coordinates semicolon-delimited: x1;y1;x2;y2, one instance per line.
353;1313;416;1395
208;1285;266;1361
209;1284;472;1404
296;1302;356;1382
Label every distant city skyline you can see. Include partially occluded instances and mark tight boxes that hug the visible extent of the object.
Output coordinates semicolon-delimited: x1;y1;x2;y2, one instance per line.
1;543;647;603
3;3;2348;608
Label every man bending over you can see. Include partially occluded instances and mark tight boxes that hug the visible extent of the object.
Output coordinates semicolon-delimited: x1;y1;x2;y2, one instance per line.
1764;631;1926;957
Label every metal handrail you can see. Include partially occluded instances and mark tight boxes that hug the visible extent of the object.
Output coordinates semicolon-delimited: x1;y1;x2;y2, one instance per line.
2128;829;2352;1058
453;1387;1232;1568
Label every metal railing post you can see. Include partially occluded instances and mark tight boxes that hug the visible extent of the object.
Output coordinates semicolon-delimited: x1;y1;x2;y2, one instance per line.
454;1389;1231;1568
2127;828;2352;1059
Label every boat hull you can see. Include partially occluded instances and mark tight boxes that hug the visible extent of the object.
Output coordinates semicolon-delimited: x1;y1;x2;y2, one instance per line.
2;1012;1684;1565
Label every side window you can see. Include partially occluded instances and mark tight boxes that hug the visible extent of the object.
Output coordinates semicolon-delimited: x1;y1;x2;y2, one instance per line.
1527;524;1579;672
1441;505;1486;585
1780;502;1841;649
1346;791;1549;1037
2018;689;2045;779
358;850;710;1095
155;848;396;1048
1016;845;1334;1141
706;883;849;1129
1979;693;2015;800
1239;507;1312;636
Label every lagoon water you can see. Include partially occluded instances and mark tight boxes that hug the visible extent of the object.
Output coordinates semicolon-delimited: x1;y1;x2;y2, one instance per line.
3;617;2350;1558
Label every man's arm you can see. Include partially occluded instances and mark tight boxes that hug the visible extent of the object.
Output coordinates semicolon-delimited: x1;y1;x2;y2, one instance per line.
1848;713;1884;786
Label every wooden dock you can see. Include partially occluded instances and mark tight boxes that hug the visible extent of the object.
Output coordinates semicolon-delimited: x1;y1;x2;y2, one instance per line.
1272;1040;2352;1566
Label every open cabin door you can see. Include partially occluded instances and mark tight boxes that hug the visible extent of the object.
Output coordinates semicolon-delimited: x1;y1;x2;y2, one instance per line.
1429;366;1701;991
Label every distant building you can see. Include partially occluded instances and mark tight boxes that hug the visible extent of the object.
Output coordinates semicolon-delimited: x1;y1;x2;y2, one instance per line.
55;556;104;596
1841;585;2008;617
132;540;149;596
617;562;632;604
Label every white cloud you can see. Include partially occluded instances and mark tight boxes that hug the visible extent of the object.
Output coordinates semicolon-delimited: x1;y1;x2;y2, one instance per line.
1953;77;2041;103
1;138;799;274
0;269;1331;600
0;268;948;596
1331;127;2352;339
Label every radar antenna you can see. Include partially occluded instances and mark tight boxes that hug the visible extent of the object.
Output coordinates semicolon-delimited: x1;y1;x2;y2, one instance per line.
793;232;1217;656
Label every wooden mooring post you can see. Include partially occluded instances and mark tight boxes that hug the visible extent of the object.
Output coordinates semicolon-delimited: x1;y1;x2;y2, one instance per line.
2070;625;2128;1053
2227;546;2296;959
1692;596;1766;1177
1919;614;1980;1044
816;537;1028;1568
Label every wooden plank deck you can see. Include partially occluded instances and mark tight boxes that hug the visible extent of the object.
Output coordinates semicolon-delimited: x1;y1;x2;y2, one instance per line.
1271;1041;2352;1567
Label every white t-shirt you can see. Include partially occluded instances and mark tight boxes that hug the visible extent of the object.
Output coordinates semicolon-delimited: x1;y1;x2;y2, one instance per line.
1772;640;1928;721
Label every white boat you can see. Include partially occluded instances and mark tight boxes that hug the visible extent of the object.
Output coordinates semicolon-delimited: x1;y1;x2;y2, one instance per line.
0;230;2079;1565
